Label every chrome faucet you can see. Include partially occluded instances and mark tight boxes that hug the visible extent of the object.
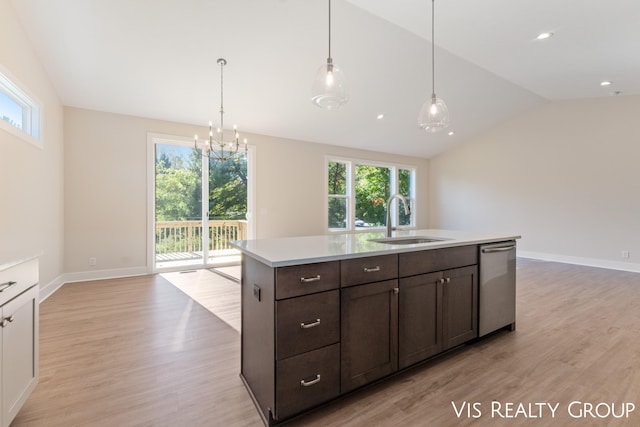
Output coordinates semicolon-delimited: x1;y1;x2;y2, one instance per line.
386;193;411;237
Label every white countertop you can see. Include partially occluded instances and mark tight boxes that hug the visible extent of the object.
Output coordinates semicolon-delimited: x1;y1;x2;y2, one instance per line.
230;229;520;267
0;253;41;272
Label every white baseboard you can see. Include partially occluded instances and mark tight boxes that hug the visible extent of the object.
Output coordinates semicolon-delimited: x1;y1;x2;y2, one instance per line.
39;274;65;302
518;250;640;273
39;266;149;302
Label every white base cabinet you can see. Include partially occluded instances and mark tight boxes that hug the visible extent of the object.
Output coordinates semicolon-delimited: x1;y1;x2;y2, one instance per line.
0;257;39;427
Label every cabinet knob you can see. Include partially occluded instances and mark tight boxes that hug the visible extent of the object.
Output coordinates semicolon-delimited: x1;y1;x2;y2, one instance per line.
300;374;321;387
437;278;445;284
300;319;321;329
445;277;451;283
392;287;399;294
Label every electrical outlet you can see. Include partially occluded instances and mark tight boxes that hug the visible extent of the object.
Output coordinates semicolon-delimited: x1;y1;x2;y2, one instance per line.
621;251;630;259
88;257;97;266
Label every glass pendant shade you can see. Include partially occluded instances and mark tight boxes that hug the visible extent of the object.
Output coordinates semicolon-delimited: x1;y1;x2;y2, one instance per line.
418;96;449;133
311;59;348;110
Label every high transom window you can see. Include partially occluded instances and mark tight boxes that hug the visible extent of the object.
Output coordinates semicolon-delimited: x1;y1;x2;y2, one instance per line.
0;68;42;147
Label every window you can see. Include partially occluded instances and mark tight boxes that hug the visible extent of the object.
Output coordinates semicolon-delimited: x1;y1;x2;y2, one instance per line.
327;157;416;232
0;68;42;147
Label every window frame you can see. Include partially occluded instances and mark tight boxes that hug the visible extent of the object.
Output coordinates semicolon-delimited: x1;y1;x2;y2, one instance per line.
325;156;417;234
0;66;43;149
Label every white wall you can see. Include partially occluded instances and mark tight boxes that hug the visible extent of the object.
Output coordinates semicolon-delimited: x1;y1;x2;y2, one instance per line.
64;107;429;275
0;0;64;287
429;95;640;271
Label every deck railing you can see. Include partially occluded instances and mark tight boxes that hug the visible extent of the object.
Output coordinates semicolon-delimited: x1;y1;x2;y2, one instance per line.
155;220;247;256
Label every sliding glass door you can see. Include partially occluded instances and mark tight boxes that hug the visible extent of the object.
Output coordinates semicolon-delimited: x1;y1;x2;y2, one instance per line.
148;134;253;271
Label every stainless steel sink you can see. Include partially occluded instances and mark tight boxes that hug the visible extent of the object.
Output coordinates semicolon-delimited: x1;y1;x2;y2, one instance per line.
368;236;451;245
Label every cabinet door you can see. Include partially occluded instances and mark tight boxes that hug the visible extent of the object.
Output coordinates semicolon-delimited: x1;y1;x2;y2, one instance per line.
2;285;39;427
398;271;443;369
442;265;478;350
341;280;398;393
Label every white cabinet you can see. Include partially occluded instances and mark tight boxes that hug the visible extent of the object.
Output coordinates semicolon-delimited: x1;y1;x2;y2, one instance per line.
0;257;39;427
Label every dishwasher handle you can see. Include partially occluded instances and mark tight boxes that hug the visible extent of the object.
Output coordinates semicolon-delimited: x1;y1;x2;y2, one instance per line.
481;245;515;253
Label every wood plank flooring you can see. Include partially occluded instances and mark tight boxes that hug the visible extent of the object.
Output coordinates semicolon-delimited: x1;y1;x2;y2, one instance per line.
161;269;241;332
12;259;640;426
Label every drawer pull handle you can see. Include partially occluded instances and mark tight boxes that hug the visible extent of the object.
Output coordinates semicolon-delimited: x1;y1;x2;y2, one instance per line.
300;319;321;329
0;281;17;293
363;266;381;273
300;275;321;283
300;374;321;387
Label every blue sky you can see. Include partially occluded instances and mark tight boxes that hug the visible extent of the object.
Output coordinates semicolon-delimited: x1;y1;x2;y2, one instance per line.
0;91;23;128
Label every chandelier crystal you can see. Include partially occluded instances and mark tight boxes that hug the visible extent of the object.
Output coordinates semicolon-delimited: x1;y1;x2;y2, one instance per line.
418;0;449;132
195;58;247;162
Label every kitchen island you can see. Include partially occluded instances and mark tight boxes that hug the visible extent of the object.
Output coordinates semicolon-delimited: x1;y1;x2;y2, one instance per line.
231;229;520;426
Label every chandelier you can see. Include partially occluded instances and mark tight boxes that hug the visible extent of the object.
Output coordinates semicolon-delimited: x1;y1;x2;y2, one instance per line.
194;58;247;161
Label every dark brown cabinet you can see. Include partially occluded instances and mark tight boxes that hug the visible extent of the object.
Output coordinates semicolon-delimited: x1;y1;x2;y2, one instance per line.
442;265;478;350
398;272;441;369
241;244;484;425
241;256;341;424
340;279;398;393
398;247;478;370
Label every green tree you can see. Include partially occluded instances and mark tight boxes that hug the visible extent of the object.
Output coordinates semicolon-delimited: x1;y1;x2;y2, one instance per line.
155;158;200;221
355;165;390;226
328;162;347;228
209;155;247;220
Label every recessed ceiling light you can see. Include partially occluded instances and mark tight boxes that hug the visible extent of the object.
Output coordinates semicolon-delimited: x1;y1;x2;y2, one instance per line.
600;81;613;86
376;114;384;120
535;32;554;40
448;131;455;136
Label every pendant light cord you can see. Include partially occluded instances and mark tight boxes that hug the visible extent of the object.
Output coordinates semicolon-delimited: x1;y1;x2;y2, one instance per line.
431;0;436;99
328;0;332;59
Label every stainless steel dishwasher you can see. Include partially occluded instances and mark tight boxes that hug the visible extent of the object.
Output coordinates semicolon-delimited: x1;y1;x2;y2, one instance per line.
478;241;517;337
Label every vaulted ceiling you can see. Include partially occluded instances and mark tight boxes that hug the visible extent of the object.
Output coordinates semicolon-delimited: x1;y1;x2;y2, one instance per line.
11;0;640;158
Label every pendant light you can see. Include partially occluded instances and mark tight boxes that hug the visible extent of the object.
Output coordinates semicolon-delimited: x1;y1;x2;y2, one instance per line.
311;0;348;109
418;0;449;132
194;58;247;162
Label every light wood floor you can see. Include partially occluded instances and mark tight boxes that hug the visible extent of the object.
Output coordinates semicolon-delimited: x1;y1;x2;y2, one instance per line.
12;259;640;426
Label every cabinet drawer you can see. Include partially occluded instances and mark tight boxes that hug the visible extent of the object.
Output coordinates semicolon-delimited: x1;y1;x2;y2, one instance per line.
0;257;38;306
399;245;477;277
275;261;339;299
340;254;398;287
276;290;339;360
275;343;340;421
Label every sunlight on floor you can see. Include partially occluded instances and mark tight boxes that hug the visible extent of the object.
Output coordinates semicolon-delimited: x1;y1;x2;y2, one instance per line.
161;268;241;333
